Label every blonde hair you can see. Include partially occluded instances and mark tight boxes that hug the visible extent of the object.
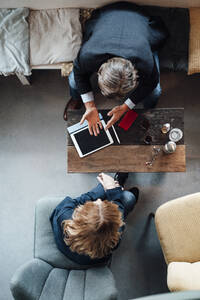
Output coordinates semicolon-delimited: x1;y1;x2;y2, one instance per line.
98;57;138;99
62;200;124;259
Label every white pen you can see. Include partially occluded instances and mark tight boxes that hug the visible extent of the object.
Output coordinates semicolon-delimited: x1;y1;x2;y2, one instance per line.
112;125;120;144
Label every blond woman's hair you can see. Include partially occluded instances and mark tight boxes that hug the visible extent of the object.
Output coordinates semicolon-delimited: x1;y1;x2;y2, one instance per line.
62;200;124;259
98;57;138;99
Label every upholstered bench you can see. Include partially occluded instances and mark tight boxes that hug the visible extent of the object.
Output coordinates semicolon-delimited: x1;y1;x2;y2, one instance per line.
0;3;191;85
10;196;118;300
129;291;200;300
29;5;190;76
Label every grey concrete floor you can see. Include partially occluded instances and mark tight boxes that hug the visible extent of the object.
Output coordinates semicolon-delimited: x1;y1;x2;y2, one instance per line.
0;70;200;300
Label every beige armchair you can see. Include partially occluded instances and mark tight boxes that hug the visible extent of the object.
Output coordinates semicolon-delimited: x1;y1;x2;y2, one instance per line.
154;193;200;292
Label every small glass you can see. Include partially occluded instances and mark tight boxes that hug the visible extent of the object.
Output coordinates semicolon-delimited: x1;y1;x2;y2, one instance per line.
163;141;176;154
161;123;170;134
144;135;152;145
140;118;150;131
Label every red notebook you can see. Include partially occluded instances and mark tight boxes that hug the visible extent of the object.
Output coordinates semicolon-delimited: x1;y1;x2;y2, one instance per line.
118;110;138;131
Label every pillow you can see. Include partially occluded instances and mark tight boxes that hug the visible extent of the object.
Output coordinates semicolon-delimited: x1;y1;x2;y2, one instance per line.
0;8;31;76
188;8;200;75
29;8;82;66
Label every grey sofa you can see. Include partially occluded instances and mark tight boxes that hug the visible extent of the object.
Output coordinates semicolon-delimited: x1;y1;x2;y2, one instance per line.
10;196;118;300
143;5;189;73
130;291;200;300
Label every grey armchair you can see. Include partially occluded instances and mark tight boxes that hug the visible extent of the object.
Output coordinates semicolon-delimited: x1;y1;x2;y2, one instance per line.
129;291;200;300
10;196;118;300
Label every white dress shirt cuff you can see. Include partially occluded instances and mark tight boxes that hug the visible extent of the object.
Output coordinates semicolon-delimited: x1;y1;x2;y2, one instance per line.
81;92;94;103
124;98;136;110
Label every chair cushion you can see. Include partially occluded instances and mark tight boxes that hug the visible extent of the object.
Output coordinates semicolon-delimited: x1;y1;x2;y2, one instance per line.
10;258;117;300
155;193;200;264
128;291;200;300
168;262;200;291
41;267;117;300
188;8;200;75
10;259;53;300
29;8;82;66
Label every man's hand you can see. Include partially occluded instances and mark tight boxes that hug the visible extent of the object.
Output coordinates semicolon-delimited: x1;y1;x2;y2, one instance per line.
80;101;103;136
105;103;129;130
97;173;120;190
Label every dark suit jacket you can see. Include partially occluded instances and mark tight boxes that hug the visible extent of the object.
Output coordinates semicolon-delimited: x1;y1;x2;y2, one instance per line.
50;185;125;265
73;1;168;104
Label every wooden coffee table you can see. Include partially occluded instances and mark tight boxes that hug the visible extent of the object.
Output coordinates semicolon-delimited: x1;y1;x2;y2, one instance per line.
67;108;185;173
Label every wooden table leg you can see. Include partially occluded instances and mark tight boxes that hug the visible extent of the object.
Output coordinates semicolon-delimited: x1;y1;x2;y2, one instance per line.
16;73;31;85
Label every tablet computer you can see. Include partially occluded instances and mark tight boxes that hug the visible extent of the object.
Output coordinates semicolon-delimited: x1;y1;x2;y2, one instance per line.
70;120;114;158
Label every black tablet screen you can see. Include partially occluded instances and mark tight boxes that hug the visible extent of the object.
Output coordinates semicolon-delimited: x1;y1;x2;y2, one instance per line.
74;128;110;155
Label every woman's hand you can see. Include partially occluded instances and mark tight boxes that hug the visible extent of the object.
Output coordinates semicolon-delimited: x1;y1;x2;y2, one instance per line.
97;173;120;190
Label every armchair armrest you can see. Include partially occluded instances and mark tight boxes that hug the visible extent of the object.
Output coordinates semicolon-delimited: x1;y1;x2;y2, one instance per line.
10;258;53;300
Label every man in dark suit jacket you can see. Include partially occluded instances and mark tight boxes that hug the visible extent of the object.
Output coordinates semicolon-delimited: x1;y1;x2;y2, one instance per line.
63;2;168;136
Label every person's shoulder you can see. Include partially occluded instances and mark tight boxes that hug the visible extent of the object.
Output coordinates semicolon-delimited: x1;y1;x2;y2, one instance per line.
51;197;76;216
50;197;76;225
